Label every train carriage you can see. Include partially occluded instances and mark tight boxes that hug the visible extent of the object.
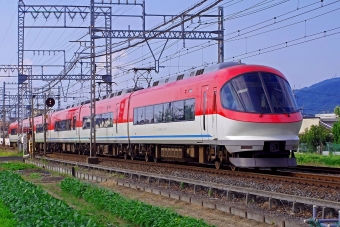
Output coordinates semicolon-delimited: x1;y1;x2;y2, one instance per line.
8;61;302;169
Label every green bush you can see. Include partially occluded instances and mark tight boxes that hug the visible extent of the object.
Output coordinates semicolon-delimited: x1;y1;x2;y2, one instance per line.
0;171;104;227
61;178;213;227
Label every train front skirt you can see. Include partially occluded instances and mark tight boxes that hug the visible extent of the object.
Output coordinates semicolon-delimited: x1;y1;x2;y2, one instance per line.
229;157;297;167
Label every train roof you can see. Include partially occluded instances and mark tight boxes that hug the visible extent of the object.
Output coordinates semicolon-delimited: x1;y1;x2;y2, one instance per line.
66;61;244;109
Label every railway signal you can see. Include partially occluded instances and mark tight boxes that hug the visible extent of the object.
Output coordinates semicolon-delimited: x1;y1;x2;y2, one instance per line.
45;97;55;108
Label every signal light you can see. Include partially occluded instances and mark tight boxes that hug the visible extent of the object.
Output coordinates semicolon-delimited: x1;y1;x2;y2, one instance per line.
45;97;55;107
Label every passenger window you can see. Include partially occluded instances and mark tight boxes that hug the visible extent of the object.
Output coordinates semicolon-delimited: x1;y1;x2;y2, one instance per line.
163;103;172;122
54;122;59;132
107;112;113;127
95;114;102;128
154;104;163;123
172;100;184;121
137;107;146;124
145;106;154;124
83;117;91;129
133;108;138;125
184;99;195;120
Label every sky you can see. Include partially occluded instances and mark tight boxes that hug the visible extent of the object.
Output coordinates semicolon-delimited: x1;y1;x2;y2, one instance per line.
0;0;339;109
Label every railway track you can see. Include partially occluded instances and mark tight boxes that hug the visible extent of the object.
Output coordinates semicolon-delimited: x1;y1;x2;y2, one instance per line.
45;153;340;189
293;165;340;175
30;154;340;221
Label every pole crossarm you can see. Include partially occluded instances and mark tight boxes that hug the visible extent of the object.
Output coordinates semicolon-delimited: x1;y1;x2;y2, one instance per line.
28;74;110;81
0;105;18;108
92;29;223;40
0;65;32;73
18;5;111;20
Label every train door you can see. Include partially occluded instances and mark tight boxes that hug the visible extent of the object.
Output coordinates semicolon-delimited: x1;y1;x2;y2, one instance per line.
115;103;120;142
73;115;77;138
77;106;83;143
201;85;209;140
212;87;218;140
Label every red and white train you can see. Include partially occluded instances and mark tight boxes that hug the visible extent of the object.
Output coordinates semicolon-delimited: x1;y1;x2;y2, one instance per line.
9;62;302;169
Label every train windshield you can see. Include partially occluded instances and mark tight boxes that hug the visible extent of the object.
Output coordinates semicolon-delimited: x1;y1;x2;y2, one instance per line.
220;72;299;114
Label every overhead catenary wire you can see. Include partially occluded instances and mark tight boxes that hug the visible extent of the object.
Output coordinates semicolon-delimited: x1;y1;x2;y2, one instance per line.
17;0;339;106
33;0;223;94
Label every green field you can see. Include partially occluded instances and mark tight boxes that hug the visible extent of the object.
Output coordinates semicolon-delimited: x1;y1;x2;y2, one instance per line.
296;153;340;167
0;150;21;157
0;199;17;227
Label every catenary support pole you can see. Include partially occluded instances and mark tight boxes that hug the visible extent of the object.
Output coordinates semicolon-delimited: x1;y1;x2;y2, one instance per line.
44;93;47;156
2;82;5;146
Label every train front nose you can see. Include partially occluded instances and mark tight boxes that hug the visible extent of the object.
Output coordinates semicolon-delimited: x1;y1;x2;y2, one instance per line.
219;71;302;168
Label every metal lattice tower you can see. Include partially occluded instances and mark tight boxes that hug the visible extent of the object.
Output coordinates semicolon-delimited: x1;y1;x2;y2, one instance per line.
18;0;26;148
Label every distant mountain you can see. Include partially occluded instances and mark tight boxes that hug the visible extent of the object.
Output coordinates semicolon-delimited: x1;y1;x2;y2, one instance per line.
294;77;340;116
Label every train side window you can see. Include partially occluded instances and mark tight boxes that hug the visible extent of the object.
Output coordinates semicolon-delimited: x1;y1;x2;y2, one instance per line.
172;100;184;121
60;120;66;131
154;104;163;123
36;124;43;133
105;112;113;127
73;116;76;130
145;106;154;124
83;117;91;129
110;112;114;127
184;98;195;120
133;108;138;125
95;114;102;128
11;129;17;135
66;119;71;131
137;107;146;124
164;102;172;122
54;121;59;132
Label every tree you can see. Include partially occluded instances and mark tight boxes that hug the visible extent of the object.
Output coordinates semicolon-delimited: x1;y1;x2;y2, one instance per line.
332;106;340;143
300;125;332;152
334;105;340;117
333;121;340;144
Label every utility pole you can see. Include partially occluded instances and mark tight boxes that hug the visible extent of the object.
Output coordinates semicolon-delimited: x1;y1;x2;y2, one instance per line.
31;95;35;158
90;0;97;158
218;6;224;63
2;82;5;146
44;93;47;156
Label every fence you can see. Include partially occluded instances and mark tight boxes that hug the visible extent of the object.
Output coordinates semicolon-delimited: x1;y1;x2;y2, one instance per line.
298;142;340;154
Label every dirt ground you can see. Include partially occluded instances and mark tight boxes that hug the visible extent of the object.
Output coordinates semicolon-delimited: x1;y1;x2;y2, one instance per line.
100;180;276;227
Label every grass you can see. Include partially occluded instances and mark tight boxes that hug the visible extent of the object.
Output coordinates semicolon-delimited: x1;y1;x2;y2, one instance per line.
29;172;42;179
0;199;18;227
112;172;125;179
296;152;340;167
0;162;36;171
0;150;22;157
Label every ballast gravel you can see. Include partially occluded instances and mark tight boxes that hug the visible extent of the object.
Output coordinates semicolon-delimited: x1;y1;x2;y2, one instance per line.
97;160;340;203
